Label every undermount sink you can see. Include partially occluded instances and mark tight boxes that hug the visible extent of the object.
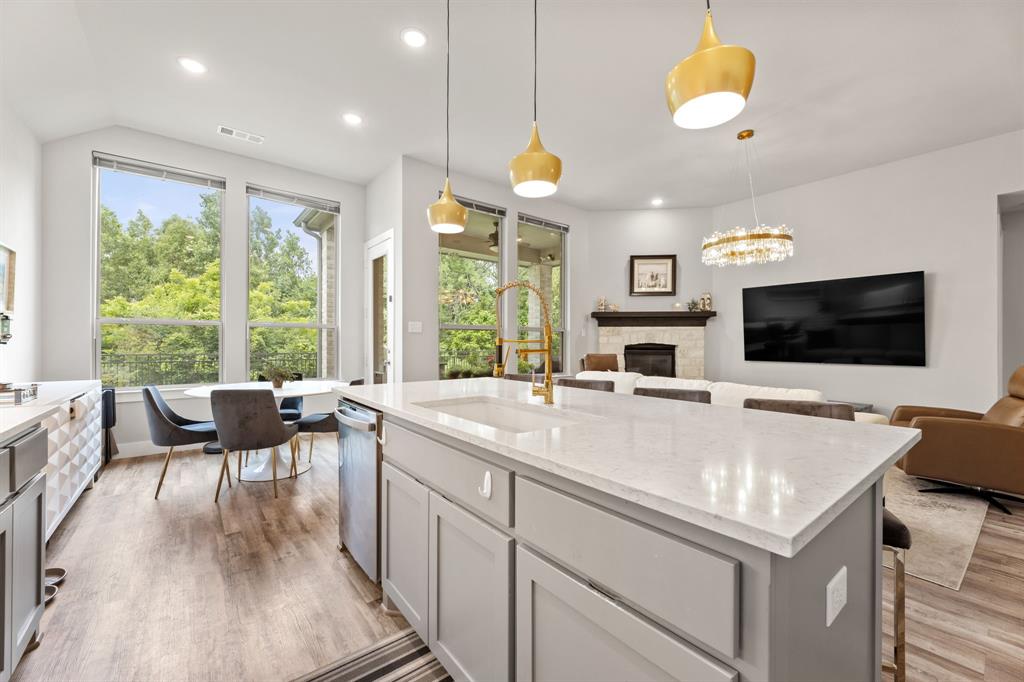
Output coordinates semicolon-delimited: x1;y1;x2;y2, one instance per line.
414;396;580;434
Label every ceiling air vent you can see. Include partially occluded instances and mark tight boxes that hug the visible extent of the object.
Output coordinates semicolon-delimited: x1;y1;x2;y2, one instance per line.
217;125;264;145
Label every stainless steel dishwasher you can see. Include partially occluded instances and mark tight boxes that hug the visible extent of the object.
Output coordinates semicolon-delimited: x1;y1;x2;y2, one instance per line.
336;399;383;582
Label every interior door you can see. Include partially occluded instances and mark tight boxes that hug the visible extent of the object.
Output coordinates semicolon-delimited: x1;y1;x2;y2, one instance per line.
366;234;395;384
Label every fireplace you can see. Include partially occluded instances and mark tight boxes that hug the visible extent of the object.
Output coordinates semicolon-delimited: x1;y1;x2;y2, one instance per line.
624;343;676;377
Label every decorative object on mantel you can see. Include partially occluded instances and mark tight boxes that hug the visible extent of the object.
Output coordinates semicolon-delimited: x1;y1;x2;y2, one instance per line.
699;292;713;311
686;299;701;312
591;310;716;327
608;303;620;312
702;130;793;267
596;296;609;312
672;301;684;310
629;254;677;296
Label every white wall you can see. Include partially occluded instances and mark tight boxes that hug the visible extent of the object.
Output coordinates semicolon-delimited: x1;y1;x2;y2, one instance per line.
580;206;713;320
396;156;591;381
40;125;365;452
1002;209;1024;381
0;98;42;381
709;131;1024;414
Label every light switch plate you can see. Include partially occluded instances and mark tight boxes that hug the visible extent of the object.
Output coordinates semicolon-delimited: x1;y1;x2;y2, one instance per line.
408;321;423;334
826;565;848;627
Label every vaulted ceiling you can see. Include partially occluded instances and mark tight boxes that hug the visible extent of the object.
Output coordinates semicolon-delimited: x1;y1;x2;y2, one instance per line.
2;1;1022;209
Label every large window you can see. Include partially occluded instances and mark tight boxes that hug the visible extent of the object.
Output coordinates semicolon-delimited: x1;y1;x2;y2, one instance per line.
438;203;505;379
517;215;567;373
95;154;224;387
247;185;338;379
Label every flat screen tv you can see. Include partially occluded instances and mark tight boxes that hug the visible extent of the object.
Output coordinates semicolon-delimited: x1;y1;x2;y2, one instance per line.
742;271;925;366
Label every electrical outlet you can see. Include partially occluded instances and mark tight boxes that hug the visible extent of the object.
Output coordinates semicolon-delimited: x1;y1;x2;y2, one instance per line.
407;321;423;334
826;566;848;627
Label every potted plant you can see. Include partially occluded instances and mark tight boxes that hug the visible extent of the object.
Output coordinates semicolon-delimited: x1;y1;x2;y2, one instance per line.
263;365;293;389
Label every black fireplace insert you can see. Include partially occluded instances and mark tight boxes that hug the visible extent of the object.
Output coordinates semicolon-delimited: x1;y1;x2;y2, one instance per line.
623;343;676;377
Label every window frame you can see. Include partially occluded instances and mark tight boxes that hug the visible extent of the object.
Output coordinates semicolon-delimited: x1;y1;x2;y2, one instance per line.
92;155;227;389
516;213;569;374
437;197;507;379
244;186;340;380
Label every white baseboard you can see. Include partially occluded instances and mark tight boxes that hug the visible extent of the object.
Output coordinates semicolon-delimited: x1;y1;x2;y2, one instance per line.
113;440;163;460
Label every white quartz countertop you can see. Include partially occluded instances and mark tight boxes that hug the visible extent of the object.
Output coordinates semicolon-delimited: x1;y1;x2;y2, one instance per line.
0;380;102;443
338;378;921;557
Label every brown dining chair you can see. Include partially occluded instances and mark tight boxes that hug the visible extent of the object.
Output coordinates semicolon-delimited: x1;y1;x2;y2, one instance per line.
556;378;615;392
635;387;711;403
742;398;855;420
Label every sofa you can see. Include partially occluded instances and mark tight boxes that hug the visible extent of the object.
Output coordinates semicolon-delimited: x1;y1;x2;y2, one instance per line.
574;371;888;424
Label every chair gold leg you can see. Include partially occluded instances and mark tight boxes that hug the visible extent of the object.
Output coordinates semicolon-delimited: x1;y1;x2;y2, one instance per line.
237;449;242;480
215;448;230;502
225;448;232;488
245;450;250;466
894;547;907;682
271;445;279;498
154;446;175;500
308;433;315;463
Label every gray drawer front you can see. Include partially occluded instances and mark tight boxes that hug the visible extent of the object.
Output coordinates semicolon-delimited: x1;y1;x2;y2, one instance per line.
6;427;47;496
516;546;737;682
0;450;9;503
516;477;739;657
383;422;512;528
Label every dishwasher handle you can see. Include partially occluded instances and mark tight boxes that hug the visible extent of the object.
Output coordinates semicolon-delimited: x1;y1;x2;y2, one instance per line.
335;408;377;433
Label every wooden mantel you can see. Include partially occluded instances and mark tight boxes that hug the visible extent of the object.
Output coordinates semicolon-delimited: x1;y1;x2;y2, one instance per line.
590;310;717;327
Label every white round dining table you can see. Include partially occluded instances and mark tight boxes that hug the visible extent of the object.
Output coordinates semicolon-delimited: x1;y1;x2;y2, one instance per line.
184;380;343;482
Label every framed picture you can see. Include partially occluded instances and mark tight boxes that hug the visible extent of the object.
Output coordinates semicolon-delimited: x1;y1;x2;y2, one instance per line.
0;242;14;313
629;254;676;296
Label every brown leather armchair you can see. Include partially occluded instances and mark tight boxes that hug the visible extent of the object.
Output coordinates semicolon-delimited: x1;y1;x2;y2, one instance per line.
580;353;619;372
892;366;1024;513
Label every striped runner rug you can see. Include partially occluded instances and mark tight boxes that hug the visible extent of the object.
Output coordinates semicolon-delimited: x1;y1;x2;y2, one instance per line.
294;629;451;682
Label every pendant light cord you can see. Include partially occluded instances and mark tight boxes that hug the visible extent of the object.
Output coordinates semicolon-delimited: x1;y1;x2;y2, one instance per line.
533;0;538;122
445;0;451;178
744;140;761;227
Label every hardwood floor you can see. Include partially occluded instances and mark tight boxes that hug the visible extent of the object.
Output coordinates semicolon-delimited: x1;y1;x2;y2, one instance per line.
882;497;1024;682
12;444;1024;682
12;440;406;682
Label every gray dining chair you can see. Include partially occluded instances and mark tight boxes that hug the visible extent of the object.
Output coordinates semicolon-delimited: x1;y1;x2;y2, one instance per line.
210;389;298;501
634;387;712;403
295;412;340;466
143;386;219;500
555;378;615;392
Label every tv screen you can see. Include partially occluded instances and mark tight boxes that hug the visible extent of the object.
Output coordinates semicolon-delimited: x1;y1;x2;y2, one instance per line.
742;271;925;366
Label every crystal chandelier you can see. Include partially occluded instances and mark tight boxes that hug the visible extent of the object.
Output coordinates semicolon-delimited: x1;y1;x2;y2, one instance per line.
702;130;793;267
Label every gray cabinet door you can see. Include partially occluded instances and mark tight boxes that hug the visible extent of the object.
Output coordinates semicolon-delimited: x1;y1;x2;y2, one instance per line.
428;491;512;682
516;547;737;682
381;462;429;640
1;502;12;682
11;473;44;666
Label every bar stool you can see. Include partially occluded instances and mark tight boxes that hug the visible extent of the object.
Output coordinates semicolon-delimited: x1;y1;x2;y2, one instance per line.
882;509;912;682
634;387;711;403
555;378;614;392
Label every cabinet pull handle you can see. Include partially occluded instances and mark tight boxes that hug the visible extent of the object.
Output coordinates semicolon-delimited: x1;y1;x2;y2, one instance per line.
478;470;493;500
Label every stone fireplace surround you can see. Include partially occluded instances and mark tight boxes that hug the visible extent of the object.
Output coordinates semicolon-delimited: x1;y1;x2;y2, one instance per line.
598;326;705;379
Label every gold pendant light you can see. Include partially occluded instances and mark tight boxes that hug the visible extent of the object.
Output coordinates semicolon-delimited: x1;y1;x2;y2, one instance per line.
509;0;562;198
665;0;755;130
701;130;793;267
428;0;468;234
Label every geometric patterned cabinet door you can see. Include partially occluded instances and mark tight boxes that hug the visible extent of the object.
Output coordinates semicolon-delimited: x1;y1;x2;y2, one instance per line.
39;385;102;540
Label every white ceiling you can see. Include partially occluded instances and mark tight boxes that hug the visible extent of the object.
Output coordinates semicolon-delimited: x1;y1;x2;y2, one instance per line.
2;1;1022;209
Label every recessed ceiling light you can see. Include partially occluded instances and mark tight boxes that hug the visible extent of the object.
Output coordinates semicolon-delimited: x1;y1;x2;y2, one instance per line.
342;112;363;127
651;197;664;207
401;28;428;48
177;57;207;74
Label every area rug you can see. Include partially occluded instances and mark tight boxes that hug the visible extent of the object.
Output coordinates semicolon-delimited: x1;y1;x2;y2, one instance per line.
882;466;988;590
293;629;450;682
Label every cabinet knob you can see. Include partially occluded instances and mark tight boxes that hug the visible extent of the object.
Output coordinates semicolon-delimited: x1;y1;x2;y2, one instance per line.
478;470;493;500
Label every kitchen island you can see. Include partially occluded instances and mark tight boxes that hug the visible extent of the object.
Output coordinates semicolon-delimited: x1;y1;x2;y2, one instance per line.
337;378;920;682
